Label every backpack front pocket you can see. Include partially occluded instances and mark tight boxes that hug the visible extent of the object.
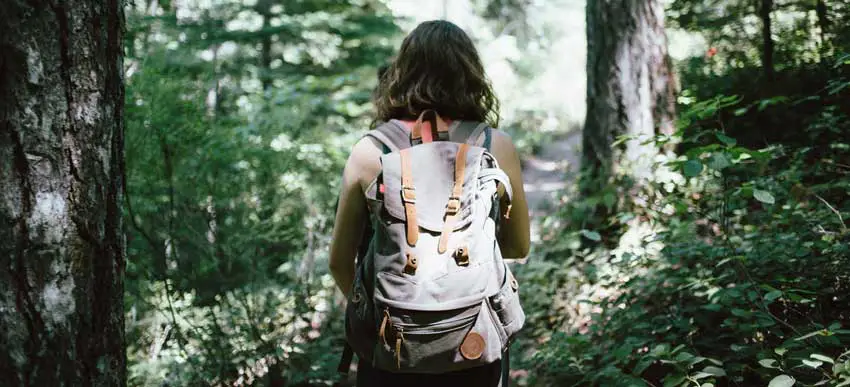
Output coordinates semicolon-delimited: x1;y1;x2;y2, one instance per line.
344;274;376;364
487;263;525;344
373;301;501;373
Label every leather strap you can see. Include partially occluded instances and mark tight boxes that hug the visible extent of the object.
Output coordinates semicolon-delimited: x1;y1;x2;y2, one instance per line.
502;345;510;386
410;110;449;144
379;310;390;347
400;148;418;246
337;343;354;374
438;143;469;254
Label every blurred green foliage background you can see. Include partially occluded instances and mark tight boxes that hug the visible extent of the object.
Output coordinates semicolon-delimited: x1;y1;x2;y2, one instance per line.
122;0;849;385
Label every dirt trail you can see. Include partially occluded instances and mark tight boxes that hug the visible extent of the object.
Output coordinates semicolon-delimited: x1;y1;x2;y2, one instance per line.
520;130;582;243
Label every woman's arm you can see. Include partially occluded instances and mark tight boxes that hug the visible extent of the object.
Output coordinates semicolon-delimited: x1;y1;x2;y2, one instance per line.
490;130;531;258
328;138;381;298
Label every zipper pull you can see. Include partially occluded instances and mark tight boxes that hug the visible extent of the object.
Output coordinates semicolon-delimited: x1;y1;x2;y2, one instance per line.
395;327;404;369
379;308;391;347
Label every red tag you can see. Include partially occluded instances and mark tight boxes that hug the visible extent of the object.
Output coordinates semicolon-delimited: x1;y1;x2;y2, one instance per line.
379;184;386;193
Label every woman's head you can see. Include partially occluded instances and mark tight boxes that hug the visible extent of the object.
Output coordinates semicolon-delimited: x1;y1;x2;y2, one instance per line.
374;20;499;127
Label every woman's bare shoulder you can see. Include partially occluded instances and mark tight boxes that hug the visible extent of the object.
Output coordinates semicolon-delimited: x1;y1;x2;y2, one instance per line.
346;135;384;191
487;128;522;168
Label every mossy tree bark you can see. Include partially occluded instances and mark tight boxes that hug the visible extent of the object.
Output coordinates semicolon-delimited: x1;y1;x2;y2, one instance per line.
0;1;126;385
582;0;676;200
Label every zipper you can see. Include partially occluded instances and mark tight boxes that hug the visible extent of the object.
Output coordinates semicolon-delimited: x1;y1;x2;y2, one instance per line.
395;326;404;369
379;308;391;347
391;313;477;335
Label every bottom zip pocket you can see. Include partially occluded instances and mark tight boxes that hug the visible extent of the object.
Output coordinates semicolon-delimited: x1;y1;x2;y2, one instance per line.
373;301;502;373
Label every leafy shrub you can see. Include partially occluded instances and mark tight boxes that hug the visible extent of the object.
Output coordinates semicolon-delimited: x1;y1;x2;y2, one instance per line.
516;55;850;387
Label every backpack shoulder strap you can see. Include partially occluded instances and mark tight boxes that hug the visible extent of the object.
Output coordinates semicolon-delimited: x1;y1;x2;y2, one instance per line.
364;120;411;154
449;121;492;151
448;121;487;147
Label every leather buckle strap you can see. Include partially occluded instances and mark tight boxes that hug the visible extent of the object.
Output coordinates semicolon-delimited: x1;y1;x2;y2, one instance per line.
400;149;419;246
410;109;449;145
401;186;416;203
438;144;470;254
445;196;461;216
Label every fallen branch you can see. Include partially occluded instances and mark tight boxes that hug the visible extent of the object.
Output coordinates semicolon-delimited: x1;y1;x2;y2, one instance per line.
813;193;848;232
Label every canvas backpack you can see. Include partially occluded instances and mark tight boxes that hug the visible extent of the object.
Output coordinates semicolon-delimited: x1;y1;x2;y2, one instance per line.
340;110;525;376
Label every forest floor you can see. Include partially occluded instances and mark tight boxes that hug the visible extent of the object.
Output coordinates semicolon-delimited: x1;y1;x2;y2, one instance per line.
520;129;582;246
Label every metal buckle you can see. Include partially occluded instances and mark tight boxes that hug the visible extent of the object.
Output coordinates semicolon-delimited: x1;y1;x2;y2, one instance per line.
401;186;416;203
454;246;469;267
445;196;461;215
404;252;418;274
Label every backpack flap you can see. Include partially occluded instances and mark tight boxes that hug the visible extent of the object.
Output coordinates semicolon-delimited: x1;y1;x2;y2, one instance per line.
379;142;485;234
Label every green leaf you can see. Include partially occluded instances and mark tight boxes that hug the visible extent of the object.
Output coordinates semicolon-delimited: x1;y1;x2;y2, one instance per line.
811;354;834;364
715;133;737;146
753;189;776;204
602;193;617;210
684;159;704;177
701;366;726;377
675;352;695;362
775;348;788;356
833;362;846;375
835;53;850;68
634;358;653;375
768;375;795;387
701;303;722;312
707;152;732;171
803;359;823;368
663;374;687;387
580;230;601;242
764;290;782;302
759;359;779;369
796;329;829;341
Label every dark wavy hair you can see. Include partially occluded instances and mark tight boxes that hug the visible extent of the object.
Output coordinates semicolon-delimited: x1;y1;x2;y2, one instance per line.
373;20;500;128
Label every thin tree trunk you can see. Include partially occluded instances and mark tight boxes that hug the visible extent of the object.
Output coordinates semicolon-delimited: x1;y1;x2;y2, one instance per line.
760;0;775;80
583;0;676;195
0;1;126;385
256;0;273;93
815;0;829;48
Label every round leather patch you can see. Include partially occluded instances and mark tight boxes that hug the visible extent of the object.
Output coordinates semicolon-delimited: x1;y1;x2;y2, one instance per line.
459;332;485;360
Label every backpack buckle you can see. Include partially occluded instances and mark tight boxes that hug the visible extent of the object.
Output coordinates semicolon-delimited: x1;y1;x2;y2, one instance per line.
454;246;470;266
401;186;416;203
404;252;418;274
445;196;461;215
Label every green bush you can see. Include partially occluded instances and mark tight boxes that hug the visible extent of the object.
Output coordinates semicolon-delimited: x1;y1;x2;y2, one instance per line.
516;55;850;387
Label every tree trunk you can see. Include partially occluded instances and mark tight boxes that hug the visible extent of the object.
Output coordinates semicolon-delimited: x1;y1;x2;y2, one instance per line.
0;1;126;385
583;0;676;192
256;0;273;93
760;0;775;80
815;0;829;48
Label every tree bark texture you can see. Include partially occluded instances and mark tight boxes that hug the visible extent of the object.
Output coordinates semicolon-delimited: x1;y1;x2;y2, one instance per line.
583;0;676;185
0;1;126;385
760;0;775;80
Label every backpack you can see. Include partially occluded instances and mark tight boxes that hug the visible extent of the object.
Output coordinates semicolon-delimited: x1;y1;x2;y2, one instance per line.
341;110;525;376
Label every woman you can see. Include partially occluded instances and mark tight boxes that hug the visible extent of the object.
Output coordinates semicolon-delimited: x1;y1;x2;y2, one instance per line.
329;20;530;386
